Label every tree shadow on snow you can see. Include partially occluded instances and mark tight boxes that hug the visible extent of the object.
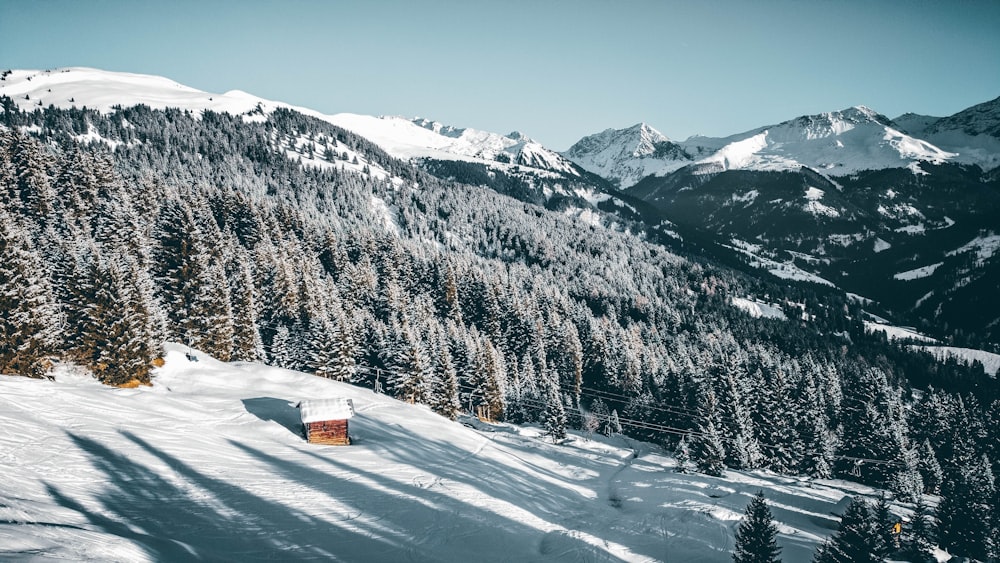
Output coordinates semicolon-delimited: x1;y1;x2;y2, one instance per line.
241;397;303;438
230;436;629;562
43;431;407;561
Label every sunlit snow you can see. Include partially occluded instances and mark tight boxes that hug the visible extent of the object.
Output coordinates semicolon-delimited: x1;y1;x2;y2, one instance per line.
0;346;897;562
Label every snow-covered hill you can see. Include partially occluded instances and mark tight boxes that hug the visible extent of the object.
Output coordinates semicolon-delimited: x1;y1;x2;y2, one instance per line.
0;68;580;181
0;345;899;562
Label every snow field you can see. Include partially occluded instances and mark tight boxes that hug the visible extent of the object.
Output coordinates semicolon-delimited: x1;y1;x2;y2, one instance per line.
730;297;787;320
0;345;902;562
911;346;1000;376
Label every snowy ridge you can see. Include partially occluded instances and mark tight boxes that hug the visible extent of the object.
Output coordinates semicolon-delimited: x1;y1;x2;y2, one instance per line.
911;346;1000;376
893;262;944;281
0;346;896;562
564;103;991;187
688;106;957;176
563;123;692;188
863;321;938;343
330;114;582;178
0;68;581;181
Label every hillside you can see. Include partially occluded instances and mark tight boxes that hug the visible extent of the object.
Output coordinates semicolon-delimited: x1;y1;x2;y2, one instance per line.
0;345;898;562
2;66;1000;561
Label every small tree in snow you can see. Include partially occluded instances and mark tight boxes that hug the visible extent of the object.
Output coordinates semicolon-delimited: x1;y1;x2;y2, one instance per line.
732;491;782;563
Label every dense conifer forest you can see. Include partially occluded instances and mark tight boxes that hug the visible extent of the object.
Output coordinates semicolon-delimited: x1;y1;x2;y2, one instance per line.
2;100;999;558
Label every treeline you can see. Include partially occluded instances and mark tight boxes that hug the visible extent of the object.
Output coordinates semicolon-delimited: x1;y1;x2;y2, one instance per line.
1;99;999;558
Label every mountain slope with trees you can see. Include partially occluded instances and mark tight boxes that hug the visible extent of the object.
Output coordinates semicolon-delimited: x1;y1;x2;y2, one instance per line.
1;78;1000;559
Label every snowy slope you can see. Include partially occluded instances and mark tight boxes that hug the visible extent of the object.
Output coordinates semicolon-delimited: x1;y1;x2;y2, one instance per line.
913;96;1000;170
687;106;957;176
326;114;580;178
0;346;898;562
564;105;971;187
912;345;1000;376
730;297;787;320
563;123;693;188
0;68;580;181
1;68;270;117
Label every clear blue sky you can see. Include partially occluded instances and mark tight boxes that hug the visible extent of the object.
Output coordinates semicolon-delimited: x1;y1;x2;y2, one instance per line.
3;0;999;149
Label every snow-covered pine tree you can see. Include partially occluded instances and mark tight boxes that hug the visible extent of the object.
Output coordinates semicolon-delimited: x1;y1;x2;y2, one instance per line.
80;255;156;385
936;452;995;560
811;497;882;563
732;491;781;563
691;385;726;477
716;367;763;470
8;129;56;218
0;213;64;377
390;320;429;405
590;398;610;436
901;496;935;563
428;337;461;420
795;370;834;478
471;336;506;421
306;315;339;379
542;374;567;442
330;309;358;382
227;256;265;362
269;325;295;369
517;352;542;423
872;492;896;559
836;367;909;488
674;434;691;474
185;250;235;361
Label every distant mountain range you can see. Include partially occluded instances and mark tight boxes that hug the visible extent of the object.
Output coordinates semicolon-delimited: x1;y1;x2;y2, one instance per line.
3;67;998;345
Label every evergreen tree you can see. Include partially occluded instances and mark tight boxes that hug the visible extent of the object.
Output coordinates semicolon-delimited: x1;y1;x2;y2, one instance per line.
330;310;358;382
937;453;995;560
269;324;295;369
872;492;896;559
691;386;726;476
0;214;64;377
390;321;429;404
812;497;882;563
306;316;339;379
675;435;691;474
916;439;943;495
228;256;265;362
732;491;782;563
428;341;461;420
590;397;610;436
543;376;567;442
901;496;935;563
80;255;156;385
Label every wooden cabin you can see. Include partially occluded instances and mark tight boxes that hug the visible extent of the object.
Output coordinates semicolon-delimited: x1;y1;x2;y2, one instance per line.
298;398;355;445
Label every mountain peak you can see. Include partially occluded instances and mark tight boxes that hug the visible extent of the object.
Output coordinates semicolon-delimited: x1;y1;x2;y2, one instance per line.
926;94;1000;137
563;123;690;188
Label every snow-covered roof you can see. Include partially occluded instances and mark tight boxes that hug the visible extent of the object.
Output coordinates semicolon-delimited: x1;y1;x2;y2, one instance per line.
298;398;354;423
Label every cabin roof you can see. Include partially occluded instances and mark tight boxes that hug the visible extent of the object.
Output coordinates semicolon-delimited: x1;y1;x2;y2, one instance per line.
298;398;355;423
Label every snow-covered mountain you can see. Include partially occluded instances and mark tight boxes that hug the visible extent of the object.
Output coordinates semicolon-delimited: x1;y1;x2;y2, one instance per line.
895;96;1000;171
2;67;636;230
0;68;581;181
556;98;1000;344
564;105;972;185
562;123;695;189
0;344;902;562
329;114;581;178
686;106;957;176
